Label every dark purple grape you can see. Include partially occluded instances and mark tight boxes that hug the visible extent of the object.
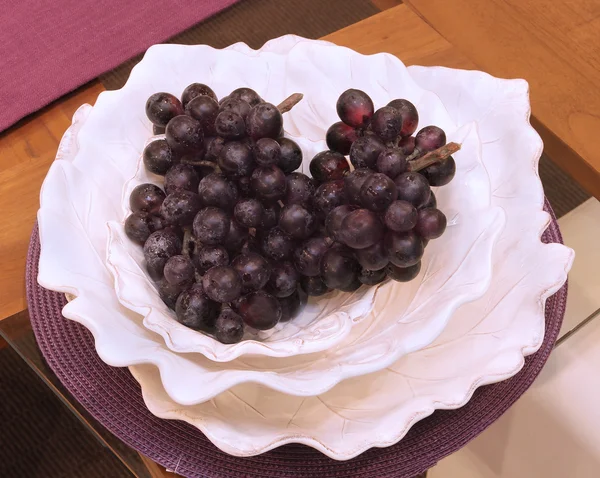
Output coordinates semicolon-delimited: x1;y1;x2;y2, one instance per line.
312;180;346;217
143;230;182;280
309;151;350;182
336;89;374;128
398;136;416;155
157;278;186;310
125;212;163;245
254;138;281;166
202;266;242;303
394;172;431;209
165;115;204;153
277;137;303;173
214;111;245;140
371;106;402;142
193;207;230;245
185;95;219;136
232;253;271;292
376;148;408;179
230;87;263;107
237;291;281;330
359;173;397;212
300;275;330;297
181;83;217;106
261;227;295;261
278;290;306;322
349;135;386;169
246;103;282;140
250;165;287;202
339;208;384;249
193;245;229;274
223;219;249;253
422;156;456;186
198;173;238;211
355;241;388;270
153;124;166;135
215;308;244;344
422;191;437;209
279;204;317;239
293;236;330;277
160;190;202;226
285;173;315;206
384;200;417;232
164;255;195;287
218;141;255;178
130;183;165;214
415;208;447;240
143;139;176;175
358;268;387;286
383;230;424;267
338;278;362;292
266;261;299;298
344;168;373;205
219;97;251;120
387;99;419;137
234;198;264;228
164;163;200;194
326;121;359;155
146;92;184;127
175;283;220;331
204;136;225;162
325;204;357;242
386;261;421;282
415;126;446;153
320;247;360;289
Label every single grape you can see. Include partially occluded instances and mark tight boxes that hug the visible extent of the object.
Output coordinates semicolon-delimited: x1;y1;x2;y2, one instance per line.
312;180;346;218
237;291;281;330
130;183;165;214
160;190;202;226
384;200;417;232
326;121;359;155
143;139;176;175
261;227;295;261
198;173;238;211
336;89;374;127
279;204;317;239
234;198;264;228
165;115;204;153
309;151;350;182
266;261;299;298
285;172;315;206
376;148;407;179
398;136;416;155
143;230;182;281
232;252;271;292
181;83;217;106
337;278;362;292
219;97;251;120
386;261;421;282
218;141;255;178
250;165;287;202
229;87;263;107
383;230;424;267
300;275;330;297
359;173;397;212
164;255;195;287
214;111;246;140
415;208;447;240
344;168;373;205
422;191;437;209
223;218;249;254
325;204;357;242
261;203;281;229
278;290;306;322
293;236;330;277
164;163;200;194
157;278;186;310
277;137;303;173
175;283;220;331
371;106;402;142
215;308;245;344
387;99;419;137
358;268;387;286
246;103;282;140
124;212;163;245
204;136;225;162
193;207;230;245
146;92;184;127
422;156;456;186
193;245;229;274
415;126;446;153
153;124;166;135
355;241;388;271
339;208;384;249
185;95;219;136
254;138;281;166
394;172;431;209
202;265;242;303
349;135;386;169
320;246;360;289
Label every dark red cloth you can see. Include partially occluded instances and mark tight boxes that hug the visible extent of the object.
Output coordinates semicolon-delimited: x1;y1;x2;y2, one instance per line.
0;0;239;131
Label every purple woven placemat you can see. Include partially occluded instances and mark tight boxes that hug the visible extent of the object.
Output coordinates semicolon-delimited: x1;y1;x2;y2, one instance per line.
25;200;567;478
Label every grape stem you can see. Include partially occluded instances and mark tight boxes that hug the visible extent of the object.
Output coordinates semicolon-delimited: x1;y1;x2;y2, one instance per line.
182;227;194;259
408;142;461;172
181;158;216;168
277;93;304;114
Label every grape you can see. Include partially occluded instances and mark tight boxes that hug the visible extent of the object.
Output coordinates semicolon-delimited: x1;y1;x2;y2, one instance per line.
279;204;317;239
338;278;362;292
130;183;165;214
157;278;186;310
344;168;373;205
185;95;219;136
246;103;283;140
285;172;315;206
376;148;408;179
261;203;281;229
230;87;263;107
193;207;230;245
309;151;350;182
159;190;202;226
250;165;287;202
214;111;246;140
234;198;264;228
349;135;386;169
421;156;456;186
164;163;200;194
394;172;431;209
266;261;299;298
336;89;374;127
415;208;447;240
359;173;397;212
422;191;437;209
254;138;280;166
261;227;295;260
277;138;303;173
293;236;330;277
398;136;416;155
386;261;421;282
193;245;229;274
355;241;388;271
143;230;182;280
383;230;424;267
198;173;238;211
339;208;384;249
217;141;255;178
384;200;417;232
146;92;184;127
143;139;176;175
124;212;163;245
164;255;195;287
219;97;252;120
300;275;330;297
237;291;282;330
202;265;242;303
320;246;360;289
325;204;357;242
278;290;306;322
370;106;402;142
358;268;386;286
215;308;245;344
204;136;225;162
415;126;446;153
387;99;419;137
312;180;346;217
326;121;359;155
153;124;166;135
165;115;204;153
181;83;217;106
175;283;220;331
232;252;271;292
223;218;249;253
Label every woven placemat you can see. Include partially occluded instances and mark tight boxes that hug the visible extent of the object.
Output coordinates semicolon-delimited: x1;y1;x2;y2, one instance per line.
26;199;567;478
